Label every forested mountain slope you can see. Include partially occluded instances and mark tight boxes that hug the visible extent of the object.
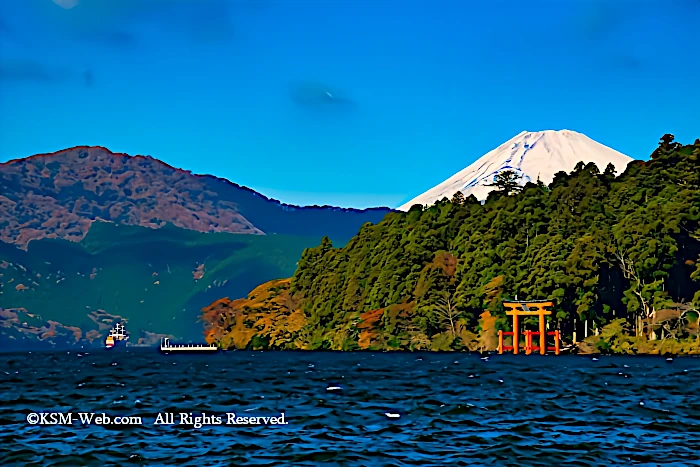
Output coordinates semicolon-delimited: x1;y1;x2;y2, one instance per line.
0;222;321;347
0;146;391;246
202;135;700;351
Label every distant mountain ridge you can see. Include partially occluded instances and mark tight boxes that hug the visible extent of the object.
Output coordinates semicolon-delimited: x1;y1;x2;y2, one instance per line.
0;146;393;246
399;130;633;210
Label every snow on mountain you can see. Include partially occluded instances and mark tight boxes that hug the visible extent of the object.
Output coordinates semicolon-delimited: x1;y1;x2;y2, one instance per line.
398;130;633;211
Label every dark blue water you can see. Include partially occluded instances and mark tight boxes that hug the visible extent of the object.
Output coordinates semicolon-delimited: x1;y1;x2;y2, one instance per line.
1;350;699;466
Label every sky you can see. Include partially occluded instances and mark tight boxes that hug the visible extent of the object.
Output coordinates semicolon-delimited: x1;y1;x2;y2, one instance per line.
0;0;698;209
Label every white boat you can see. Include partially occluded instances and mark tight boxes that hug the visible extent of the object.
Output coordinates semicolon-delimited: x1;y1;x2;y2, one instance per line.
112;322;128;340
105;322;129;349
160;337;218;353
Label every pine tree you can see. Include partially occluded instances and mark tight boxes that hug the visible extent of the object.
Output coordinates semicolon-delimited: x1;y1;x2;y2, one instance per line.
451;191;465;205
604;163;616;177
485;170;523;195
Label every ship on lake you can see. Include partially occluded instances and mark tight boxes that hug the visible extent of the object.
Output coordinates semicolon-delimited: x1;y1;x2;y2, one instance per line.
105;322;129;349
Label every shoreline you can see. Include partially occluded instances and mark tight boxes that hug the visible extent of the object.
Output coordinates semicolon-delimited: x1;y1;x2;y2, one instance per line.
2;346;699;356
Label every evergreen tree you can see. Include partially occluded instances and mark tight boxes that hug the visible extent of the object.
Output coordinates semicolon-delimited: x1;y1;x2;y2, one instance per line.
604;162;617;178
486;170;523;195
451;191;465;205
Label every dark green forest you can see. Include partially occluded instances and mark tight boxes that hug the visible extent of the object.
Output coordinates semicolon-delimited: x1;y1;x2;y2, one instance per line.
0;222;321;346
203;135;700;353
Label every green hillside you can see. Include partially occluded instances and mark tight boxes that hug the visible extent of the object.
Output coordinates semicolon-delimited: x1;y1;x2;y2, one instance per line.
0;221;322;346
202;135;700;354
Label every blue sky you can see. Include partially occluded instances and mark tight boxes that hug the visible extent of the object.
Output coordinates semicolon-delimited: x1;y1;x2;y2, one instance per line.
1;0;698;208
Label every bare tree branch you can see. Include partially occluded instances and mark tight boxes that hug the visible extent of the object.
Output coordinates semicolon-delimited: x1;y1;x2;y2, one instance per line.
615;247;657;339
432;293;460;338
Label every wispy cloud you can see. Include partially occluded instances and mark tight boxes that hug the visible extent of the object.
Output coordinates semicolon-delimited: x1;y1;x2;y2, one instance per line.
288;80;356;112
77;29;138;48
598;55;644;72
569;0;697;74
574;0;635;40
52;0;79;9
42;0;239;46
0;59;92;87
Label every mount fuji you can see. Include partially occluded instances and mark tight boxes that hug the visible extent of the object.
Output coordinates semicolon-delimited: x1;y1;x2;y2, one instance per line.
398;130;633;211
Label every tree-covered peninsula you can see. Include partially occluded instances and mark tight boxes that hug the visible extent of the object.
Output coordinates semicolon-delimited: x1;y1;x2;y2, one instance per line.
201;135;700;354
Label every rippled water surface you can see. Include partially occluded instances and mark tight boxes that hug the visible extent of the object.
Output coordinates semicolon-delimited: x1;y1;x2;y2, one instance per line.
1;350;699;466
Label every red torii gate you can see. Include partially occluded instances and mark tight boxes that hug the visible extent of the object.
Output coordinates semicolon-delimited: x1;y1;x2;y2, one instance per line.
498;300;560;355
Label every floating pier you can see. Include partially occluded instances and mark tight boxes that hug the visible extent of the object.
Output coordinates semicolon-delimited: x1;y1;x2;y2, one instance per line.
160;337;218;353
498;300;560;355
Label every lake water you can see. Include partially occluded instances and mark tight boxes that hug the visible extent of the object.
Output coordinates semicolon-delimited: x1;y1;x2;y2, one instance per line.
1;350;698;466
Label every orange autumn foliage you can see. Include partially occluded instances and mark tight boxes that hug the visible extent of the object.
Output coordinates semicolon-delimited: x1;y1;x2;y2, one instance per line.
201;278;305;350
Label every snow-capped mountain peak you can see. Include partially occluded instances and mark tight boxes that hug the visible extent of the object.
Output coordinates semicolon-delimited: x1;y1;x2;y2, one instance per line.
397;129;632;210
